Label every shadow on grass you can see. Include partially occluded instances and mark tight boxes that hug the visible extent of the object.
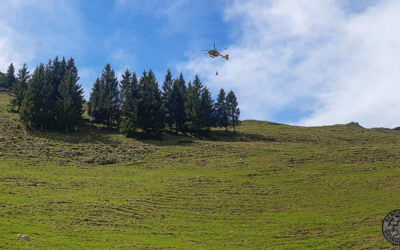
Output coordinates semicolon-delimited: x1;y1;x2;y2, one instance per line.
28;123;276;147
27;123;118;145
202;130;276;142
132;129;276;146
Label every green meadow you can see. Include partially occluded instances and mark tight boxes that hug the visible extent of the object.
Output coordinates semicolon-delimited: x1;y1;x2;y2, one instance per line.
1;91;399;249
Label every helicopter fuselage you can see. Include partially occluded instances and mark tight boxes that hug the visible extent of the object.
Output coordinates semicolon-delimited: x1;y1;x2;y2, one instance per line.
208;50;220;58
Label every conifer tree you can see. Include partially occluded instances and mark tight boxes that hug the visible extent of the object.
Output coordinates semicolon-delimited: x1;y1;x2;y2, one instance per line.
162;69;174;132
185;75;202;132
226;90;240;132
215;88;229;131
88;78;104;121
6;63;16;89
88;64;120;128
170;73;186;133
20;64;53;130
66;58;78;82
50;57;64;92
136;70;164;133
0;72;6;87
56;70;84;132
199;87;214;131
10;64;30;112
120;69;139;134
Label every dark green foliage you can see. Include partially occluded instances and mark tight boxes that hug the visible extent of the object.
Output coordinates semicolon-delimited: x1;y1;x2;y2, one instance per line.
88;64;120;128
88;78;102;121
136;70;164;133
226;90;240;132
20;64;53;130
56;70;84;132
215;88;229;131
18;57;84;132
120;69;139;135
199;87;214;131
185;75;203;132
6;56;240;136
10;64;30;112
0;71;6;87
5;63;16;89
170;73;186;133
43;56;79;129
161;69;174;132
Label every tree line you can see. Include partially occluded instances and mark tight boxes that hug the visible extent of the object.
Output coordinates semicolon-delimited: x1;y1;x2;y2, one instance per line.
2;57;240;135
2;58;84;132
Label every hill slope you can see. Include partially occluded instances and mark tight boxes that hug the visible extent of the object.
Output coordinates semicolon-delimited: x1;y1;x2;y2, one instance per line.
1;91;400;248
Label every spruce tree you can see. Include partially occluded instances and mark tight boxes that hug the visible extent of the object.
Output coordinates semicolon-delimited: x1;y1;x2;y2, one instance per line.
170;73;186;133
66;58;78;82
6;63;16;89
88;78;105;122
162;69;174;132
215;88;229;131
88;64;120;128
136;70;164;133
120;69;139;134
199;87;214;131
185;75;202;132
226;90;240;132
56;70;84;132
0;72;6;87
20;64;53;130
10;64;30;112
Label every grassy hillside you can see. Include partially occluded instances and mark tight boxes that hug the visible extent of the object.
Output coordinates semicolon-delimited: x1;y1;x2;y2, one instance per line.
1;91;400;249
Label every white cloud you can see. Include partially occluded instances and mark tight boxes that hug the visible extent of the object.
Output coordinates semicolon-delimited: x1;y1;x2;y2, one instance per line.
114;0;227;35
179;0;400;128
0;0;85;72
0;21;34;71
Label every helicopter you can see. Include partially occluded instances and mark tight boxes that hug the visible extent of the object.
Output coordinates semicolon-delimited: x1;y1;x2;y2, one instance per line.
204;43;229;60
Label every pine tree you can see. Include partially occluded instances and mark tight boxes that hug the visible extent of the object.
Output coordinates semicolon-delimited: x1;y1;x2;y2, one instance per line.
6;63;16;89
66;58;78;82
88;64;120;128
50;57;64;92
170;73;186;133
56;70;84;132
185;75;202;132
0;72;6;87
199;87;214;131
10;64;30;112
162;69;174;132
215;88;229;131
226;90;240;132
88;78;105;122
20;64;53;130
120;69;139;134
136;70;164;133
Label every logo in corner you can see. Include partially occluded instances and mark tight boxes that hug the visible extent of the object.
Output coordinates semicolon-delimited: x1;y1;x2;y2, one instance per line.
383;210;400;245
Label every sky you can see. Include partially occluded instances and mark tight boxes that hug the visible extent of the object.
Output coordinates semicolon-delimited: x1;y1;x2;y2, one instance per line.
1;0;399;128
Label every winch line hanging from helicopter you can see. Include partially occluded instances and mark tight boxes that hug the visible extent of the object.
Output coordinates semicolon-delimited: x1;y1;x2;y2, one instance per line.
203;43;229;76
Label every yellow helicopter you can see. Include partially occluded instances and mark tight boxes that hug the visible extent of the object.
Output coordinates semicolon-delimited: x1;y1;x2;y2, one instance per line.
204;43;229;60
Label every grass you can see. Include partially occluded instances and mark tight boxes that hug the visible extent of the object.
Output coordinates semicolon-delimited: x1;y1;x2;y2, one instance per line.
1;91;400;248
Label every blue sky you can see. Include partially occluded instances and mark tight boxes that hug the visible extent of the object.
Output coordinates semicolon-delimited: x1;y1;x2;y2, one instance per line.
1;0;400;128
